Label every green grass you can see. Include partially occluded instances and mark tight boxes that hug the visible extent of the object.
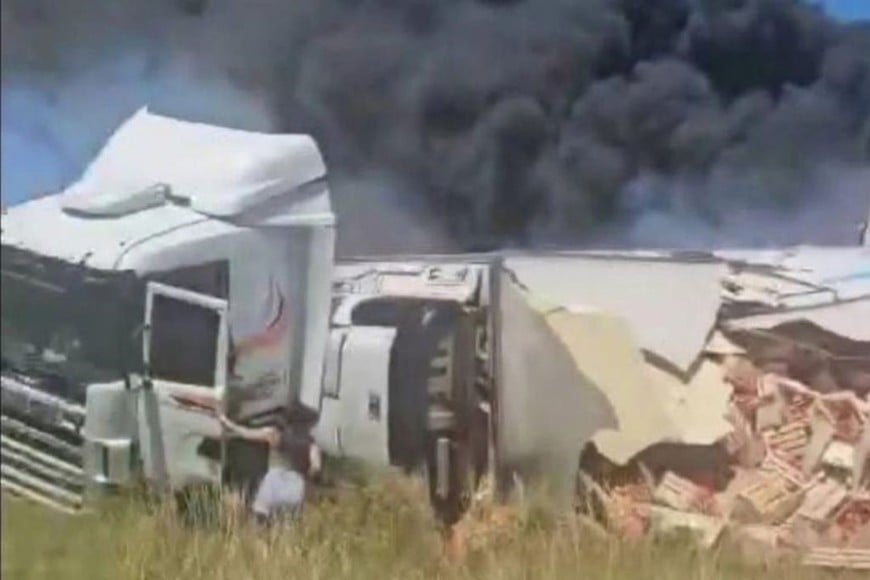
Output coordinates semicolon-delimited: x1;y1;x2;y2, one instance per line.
1;474;864;580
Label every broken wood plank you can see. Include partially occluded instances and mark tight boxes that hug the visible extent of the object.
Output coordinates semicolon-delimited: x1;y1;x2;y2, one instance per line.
756;376;787;431
762;421;809;463
796;478;849;528
802;547;870;570
648;505;725;549
802;409;836;475
822;440;855;473
761;452;807;489
653;471;706;513
732;475;805;525
854;425;870;491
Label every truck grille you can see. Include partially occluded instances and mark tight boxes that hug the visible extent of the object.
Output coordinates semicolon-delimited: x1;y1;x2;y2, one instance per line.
0;375;85;514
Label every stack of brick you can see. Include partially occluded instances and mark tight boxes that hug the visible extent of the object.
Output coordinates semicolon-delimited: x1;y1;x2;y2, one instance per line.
722;373;870;569
587;368;870;571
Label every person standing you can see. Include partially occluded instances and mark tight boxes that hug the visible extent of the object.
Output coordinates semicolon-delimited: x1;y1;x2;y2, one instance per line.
217;411;322;525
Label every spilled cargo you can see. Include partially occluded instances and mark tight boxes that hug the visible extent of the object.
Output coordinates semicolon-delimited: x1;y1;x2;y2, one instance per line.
492;248;869;569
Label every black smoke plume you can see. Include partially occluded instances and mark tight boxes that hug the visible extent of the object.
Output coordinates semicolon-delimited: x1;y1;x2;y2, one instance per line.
2;0;869;252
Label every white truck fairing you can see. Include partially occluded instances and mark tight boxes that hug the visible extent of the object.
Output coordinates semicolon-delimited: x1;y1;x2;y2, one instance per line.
1;107;332;270
60;107;329;222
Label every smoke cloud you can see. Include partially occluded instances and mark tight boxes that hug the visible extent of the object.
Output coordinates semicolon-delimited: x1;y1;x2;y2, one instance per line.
2;0;869;252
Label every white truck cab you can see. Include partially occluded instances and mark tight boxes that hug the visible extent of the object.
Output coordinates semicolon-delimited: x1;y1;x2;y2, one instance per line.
0;109;491;522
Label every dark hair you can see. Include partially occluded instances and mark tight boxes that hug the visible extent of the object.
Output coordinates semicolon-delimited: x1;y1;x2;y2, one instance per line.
281;403;319;428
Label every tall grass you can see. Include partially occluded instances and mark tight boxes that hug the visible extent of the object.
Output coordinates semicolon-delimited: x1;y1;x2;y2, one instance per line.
1;472;862;580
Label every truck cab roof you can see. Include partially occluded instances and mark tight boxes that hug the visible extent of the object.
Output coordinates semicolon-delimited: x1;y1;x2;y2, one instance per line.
1;108;333;271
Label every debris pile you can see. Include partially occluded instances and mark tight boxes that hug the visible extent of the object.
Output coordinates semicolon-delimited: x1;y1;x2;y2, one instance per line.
583;363;870;570
536;248;870;570
495;248;869;569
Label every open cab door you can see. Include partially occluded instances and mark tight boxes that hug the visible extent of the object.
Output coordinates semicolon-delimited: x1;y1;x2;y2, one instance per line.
138;281;229;493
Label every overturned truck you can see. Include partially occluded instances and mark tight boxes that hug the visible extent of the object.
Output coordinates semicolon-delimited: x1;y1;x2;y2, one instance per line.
1;111;869;547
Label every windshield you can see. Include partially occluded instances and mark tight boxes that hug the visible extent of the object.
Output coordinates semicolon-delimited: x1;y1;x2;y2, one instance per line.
1;246;143;402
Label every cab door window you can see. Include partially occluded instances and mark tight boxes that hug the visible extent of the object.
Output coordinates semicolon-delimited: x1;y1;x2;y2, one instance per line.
150;261;229;299
147;261;229;386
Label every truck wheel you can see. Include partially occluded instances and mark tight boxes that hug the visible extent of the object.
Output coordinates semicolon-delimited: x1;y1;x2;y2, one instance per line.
424;316;475;527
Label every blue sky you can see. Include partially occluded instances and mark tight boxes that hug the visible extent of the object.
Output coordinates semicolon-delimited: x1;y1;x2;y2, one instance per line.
820;0;870;21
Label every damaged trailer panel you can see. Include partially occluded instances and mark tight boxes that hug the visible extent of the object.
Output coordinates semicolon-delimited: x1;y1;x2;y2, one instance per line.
501;255;725;373
494;254;731;498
